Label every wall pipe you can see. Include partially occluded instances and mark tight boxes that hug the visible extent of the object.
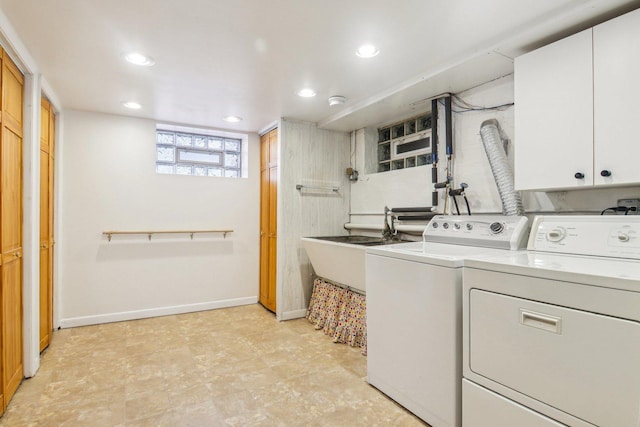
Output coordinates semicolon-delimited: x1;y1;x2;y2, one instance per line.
431;99;439;206
389;207;433;213
344;223;426;235
445;96;453;157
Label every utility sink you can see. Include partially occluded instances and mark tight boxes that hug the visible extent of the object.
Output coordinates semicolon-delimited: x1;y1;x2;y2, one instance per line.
301;235;409;292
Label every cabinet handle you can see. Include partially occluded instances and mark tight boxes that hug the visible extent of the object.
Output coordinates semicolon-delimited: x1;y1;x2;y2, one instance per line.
574;172;584;179
41;244;48;249
14;252;22;259
600;170;612;177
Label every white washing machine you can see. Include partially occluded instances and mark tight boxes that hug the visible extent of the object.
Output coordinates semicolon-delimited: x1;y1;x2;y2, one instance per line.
462;215;640;427
366;215;530;427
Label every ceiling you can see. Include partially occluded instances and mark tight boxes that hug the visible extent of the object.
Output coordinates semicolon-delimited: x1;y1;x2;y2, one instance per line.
0;0;638;133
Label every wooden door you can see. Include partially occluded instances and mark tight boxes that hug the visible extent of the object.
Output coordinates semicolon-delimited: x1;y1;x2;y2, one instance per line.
39;98;55;352
259;128;277;312
0;49;24;412
259;141;270;308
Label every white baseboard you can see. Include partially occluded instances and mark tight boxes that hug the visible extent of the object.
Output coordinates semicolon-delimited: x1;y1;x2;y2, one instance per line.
59;296;258;328
279;308;308;321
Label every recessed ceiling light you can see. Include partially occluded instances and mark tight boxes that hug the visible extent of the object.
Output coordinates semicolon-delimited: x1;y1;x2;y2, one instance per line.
122;101;142;110
356;44;380;58
223;115;242;123
124;52;155;66
297;88;316;98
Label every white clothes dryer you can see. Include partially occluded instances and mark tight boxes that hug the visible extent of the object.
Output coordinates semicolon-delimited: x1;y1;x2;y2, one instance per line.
462;215;640;427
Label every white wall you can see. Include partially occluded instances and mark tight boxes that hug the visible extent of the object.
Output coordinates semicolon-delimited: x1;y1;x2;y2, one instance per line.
349;75;640;226
277;119;350;320
446;75;516;214
350;76;519;222
59;110;260;326
350;156;432;216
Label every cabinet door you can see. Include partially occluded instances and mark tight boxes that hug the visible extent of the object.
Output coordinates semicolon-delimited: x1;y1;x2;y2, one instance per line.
514;29;593;191
593;8;640;186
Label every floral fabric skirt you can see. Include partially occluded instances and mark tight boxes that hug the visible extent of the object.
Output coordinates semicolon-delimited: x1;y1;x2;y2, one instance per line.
306;278;367;355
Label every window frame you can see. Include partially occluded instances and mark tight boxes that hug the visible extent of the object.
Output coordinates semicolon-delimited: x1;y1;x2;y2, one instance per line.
155;124;248;178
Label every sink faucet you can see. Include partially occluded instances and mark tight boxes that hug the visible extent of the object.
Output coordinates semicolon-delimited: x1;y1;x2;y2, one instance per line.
383;206;396;240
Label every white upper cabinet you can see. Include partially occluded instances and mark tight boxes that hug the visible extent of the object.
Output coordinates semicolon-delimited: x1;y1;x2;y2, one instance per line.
593;9;640;187
514;29;593;191
514;8;640;191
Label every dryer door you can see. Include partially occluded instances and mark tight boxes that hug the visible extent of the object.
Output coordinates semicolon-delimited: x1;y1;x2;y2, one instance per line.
469;289;640;427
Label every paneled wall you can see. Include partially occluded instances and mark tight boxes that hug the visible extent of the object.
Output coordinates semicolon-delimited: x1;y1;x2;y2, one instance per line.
59;110;260;326
277;119;350;320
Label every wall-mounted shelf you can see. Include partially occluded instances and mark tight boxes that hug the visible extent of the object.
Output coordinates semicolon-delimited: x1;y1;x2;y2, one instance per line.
103;229;233;242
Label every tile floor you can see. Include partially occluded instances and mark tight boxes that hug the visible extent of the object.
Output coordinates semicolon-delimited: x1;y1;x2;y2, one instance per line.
0;304;427;426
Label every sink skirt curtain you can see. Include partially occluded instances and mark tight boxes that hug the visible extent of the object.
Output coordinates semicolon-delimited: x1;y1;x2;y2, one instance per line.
306;278;367;355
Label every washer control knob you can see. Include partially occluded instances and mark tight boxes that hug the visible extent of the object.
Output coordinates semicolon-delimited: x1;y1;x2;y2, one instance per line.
546;227;566;242
466;223;473;231
618;232;630;242
443;222;449;229
432;222;439;228
489;222;504;234
454;223;461;230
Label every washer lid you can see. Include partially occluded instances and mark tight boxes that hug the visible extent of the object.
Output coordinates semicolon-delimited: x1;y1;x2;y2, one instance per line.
366;241;513;267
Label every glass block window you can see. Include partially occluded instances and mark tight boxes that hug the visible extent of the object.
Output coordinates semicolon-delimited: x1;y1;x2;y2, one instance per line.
377;112;432;173
156;125;246;178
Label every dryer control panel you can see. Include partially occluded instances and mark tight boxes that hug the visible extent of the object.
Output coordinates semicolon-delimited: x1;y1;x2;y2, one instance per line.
529;215;640;259
424;215;529;250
